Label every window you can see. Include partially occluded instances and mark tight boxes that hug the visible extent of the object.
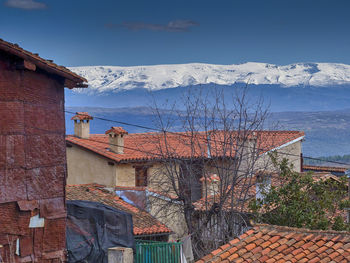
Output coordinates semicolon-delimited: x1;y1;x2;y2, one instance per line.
256;174;271;201
135;166;148;187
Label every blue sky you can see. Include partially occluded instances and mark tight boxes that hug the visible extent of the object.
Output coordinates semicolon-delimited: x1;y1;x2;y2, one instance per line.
0;0;349;66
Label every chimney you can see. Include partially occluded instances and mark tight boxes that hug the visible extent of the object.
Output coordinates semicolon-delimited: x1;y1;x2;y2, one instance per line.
71;112;93;139
105;127;128;154
200;174;220;198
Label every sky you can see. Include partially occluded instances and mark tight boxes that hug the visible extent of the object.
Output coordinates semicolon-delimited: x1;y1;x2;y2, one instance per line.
0;0;350;67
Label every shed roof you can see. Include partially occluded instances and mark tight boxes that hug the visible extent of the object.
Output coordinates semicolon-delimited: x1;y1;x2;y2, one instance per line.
66;184;172;236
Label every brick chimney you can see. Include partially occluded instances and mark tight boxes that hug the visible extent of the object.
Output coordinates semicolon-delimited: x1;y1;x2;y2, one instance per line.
105;127;128;154
71;112;93;139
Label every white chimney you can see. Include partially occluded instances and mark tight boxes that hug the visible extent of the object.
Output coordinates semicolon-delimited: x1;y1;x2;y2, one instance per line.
105;127;128;154
71;112;93;139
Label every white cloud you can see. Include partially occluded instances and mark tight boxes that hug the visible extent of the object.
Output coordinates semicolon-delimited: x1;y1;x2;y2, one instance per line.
4;0;47;10
106;20;199;32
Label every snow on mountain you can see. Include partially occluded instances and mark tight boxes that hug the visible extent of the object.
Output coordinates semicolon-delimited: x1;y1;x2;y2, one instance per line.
69;62;350;92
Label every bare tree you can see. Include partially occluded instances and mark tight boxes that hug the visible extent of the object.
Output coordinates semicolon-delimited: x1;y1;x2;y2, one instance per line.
139;87;271;259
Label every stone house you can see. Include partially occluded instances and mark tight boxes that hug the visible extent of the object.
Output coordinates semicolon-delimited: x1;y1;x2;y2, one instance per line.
0;39;86;261
66;112;305;189
66;113;304;238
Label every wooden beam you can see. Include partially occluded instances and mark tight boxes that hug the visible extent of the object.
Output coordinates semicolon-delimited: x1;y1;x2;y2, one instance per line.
16;60;36;71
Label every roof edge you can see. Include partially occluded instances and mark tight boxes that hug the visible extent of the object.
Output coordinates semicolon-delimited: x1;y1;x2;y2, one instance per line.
0;38;87;88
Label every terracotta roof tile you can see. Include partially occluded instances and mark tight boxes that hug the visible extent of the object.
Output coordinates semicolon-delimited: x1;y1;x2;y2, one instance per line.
196;224;350;262
66;130;304;163
0;38;87;87
105;126;128;135
71;112;93;121
66;184;172;236
303;165;349;173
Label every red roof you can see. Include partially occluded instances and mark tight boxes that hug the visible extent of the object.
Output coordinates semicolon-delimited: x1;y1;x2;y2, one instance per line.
0;38;87;88
71;112;93;121
66;184;172;236
197;224;350;262
66;130;304;163
303;165;349;173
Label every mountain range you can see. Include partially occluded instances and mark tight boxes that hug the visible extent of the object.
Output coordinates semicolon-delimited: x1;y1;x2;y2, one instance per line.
65;62;350;158
69;62;350;91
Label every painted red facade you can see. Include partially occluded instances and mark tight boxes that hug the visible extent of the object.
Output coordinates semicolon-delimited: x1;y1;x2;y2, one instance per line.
0;40;86;262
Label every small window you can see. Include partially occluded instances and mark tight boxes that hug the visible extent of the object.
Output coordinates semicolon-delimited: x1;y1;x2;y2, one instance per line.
135;167;148;187
256;174;271;201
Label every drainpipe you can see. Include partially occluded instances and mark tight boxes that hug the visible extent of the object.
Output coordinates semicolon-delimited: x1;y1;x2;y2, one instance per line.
300;153;303;172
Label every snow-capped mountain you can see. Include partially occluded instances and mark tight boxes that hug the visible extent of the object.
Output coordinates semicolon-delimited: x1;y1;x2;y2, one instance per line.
65;62;350;156
69;62;350;92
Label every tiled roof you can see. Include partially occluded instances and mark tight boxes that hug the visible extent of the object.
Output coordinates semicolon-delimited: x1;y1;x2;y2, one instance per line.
303;165;349;173
66;130;304;163
71;112;93;121
105;126;128;135
197;224;350;263
310;172;342;183
0;38;87;88
66;184;172;236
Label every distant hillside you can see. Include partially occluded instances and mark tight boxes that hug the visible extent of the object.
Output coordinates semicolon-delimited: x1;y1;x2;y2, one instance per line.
303;154;350;166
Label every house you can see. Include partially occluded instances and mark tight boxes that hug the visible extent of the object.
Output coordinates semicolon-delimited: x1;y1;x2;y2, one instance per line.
66;115;305;243
0;38;86;261
303;164;349;176
66;184;172;241
66;113;305;190
196;224;350;262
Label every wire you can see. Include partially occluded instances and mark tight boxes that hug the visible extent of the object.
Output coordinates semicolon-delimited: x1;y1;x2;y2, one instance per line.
65;110;350;167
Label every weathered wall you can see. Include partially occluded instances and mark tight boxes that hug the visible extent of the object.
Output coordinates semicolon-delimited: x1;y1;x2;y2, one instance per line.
116;164;136;186
256;140;302;173
0;51;66;262
66;144;117;186
148;195;188;240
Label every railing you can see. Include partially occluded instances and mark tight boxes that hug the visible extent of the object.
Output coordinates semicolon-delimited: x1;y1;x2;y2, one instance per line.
135;240;182;263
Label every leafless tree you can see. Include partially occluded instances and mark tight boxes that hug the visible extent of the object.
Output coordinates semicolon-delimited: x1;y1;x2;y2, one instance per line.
139;87;271;259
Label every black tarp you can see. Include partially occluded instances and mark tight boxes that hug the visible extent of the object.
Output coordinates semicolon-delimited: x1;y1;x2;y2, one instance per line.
66;200;135;263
